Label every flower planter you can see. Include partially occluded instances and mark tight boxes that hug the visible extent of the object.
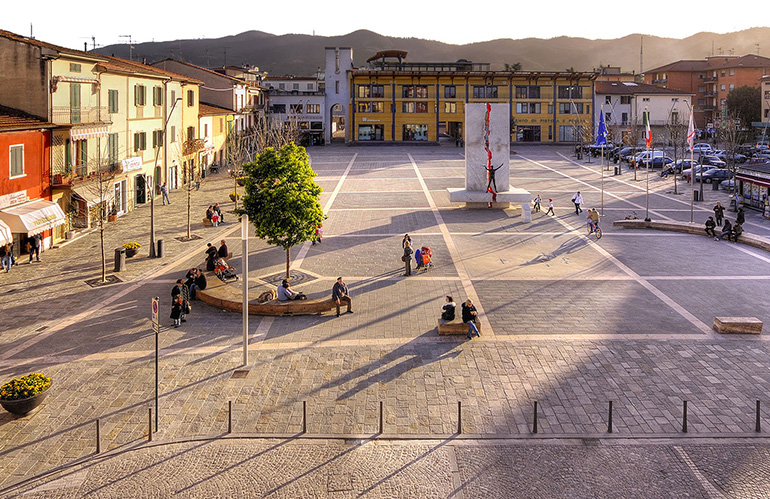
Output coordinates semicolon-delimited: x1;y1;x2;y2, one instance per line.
108;215;117;222
125;248;138;258
1;387;50;416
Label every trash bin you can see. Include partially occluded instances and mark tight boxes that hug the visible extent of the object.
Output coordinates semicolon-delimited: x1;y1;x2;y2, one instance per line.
712;181;719;190
614;166;620;175
157;239;164;258
114;248;126;272
693;190;701;202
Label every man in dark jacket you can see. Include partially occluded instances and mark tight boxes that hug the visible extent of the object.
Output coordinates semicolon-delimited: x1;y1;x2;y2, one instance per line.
704;217;717;237
736;207;745;225
403;241;413;276
218;239;229;259
715;219;732;241
332;277;353;317
171;279;190;322
205;243;218;271
713;201;725;226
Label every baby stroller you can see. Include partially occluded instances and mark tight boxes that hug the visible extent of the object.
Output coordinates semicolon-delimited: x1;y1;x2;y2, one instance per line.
420;246;433;270
214;258;238;282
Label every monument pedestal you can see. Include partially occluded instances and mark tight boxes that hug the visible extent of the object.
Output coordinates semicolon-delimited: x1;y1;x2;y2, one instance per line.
448;187;532;222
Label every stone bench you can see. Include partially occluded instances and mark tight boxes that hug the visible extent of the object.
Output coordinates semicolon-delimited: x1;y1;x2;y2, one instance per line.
437;319;481;336
713;317;763;334
613;219;770;252
197;274;352;316
202;217;213;227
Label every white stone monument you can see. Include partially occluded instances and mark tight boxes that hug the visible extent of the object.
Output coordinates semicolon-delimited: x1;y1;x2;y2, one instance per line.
448;103;531;221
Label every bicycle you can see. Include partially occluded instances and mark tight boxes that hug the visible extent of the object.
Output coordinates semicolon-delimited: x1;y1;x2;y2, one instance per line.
587;221;602;239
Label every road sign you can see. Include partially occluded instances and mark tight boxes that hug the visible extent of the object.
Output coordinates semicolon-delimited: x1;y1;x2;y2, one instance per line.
152;296;159;323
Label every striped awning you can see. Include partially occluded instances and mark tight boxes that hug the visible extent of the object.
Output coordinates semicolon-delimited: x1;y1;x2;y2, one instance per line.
0;199;66;236
70;125;110;141
0;220;11;245
55;76;99;85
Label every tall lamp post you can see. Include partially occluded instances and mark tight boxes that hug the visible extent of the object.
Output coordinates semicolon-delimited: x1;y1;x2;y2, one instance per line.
150;97;182;258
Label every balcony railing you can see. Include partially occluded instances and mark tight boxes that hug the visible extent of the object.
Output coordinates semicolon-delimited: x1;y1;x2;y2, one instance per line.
51;106;110;125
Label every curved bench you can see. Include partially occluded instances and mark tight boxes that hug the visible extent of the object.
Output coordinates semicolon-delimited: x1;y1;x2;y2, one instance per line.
613;219;770;252
197;272;351;316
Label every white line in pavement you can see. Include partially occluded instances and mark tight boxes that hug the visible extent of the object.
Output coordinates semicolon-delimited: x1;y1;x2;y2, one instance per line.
0;224;243;362
723;241;770;265
552;215;716;337
408;153;494;336
520;155;673;221
295;153;358;270
673;446;728;499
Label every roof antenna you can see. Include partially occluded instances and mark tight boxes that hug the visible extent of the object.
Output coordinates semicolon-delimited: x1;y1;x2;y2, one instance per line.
30;23;34;39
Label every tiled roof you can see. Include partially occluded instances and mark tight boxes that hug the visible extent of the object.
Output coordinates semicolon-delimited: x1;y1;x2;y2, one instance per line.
595;81;692;95
647;60;710;73
152;59;245;84
0;106;55;131
97;56;202;83
0;29;105;61
199;103;232;117
648;55;770;74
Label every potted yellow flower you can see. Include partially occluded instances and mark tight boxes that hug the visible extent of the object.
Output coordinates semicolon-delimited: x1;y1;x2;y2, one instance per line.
0;372;52;415
123;242;141;257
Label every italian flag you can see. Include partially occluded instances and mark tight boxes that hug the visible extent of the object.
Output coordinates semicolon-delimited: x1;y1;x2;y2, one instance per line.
643;111;652;148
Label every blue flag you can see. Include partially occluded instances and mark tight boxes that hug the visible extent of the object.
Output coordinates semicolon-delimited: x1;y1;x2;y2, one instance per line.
595;111;608;146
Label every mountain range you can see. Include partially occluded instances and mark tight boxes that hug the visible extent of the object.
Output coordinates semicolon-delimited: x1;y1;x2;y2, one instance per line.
94;28;770;77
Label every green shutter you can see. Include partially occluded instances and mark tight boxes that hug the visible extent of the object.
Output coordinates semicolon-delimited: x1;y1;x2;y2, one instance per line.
10;146;23;176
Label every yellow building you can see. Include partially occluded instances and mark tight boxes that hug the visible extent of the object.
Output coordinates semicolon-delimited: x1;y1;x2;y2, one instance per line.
199;103;233;170
345;50;596;144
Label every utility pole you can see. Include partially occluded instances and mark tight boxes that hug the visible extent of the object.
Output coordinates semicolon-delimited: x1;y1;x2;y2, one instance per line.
119;35;133;60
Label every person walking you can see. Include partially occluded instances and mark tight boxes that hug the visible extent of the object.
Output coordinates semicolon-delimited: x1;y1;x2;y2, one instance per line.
715;219;733;241
0;242;11;272
160;182;171;205
736;207;745;225
403;240;413;276
545;199;555;216
332;276;353;317
462;299;480;339
713;201;725;227
28;233;41;262
704;216;717;237
571;191;583;215
205;243;218;271
533;195;541;213
171;279;190;323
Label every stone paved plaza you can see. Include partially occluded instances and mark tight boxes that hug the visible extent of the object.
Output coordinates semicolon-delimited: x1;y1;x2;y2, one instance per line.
3;142;770;497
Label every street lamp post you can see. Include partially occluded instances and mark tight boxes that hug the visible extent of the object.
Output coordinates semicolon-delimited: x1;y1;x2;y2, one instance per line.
149;97;182;258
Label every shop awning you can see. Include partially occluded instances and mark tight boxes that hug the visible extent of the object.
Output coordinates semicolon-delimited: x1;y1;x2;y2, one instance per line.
0;199;66;236
0;220;11;245
71;183;114;207
736;174;770;189
70;125;110;141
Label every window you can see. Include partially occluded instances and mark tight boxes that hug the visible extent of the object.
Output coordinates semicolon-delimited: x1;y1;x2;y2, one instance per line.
620;95;631;104
134;132;147;151
307;83;314;90
10;145;24;177
186;126;195;141
402;85;428;98
171;90;176;103
444;102;457;113
358;102;384;113
135;85;146;106
278;83;285;90
306;103;320;114
108;133;119;166
170;126;176;143
698;86;706;93
402;102;415;113
310;122;323;130
108;89;119;113
335;81;340;94
152;130;164;148
558;102;583;114
402;102;428;113
293;83;299;90
204;124;208;137
720;85;726;91
606;112;612;122
729;69;735;76
358;124;384;141
516;103;542;114
621;112;628;124
557;86;583;99
605;96;612;104
358;84;384;98
187;90;194;107
270;104;286;113
290;103;303;113
515;86;540;99
642;97;650;102
153;86;163;106
472;86;498;98
69;63;81;73
403;124;428;141
558;125;580;142
444;86;456;98
729;84;735;90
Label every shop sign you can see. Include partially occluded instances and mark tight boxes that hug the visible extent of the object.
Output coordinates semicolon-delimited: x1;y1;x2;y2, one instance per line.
0;190;28;210
122;157;143;173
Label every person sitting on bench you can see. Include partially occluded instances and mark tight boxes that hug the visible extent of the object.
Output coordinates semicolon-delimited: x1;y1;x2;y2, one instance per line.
704;216;717;237
277;279;306;301
441;296;456;321
730;222;743;242
332;276;353;317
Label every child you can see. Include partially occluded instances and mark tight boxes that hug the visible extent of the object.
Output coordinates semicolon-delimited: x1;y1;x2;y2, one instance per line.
211;211;220;227
414;247;422;270
545;199;555;216
441;296;456;321
170;295;183;328
312;226;323;245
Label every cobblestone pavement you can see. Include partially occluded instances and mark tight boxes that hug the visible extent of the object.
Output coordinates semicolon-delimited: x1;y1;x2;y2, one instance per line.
3;142;770;496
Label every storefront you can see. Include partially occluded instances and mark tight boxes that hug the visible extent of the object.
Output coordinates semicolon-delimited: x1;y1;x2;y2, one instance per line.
736;163;770;218
0;199;66;255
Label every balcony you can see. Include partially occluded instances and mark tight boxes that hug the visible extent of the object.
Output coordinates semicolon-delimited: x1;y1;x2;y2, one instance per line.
652;79;668;85
52;163;121;186
51;106;110;126
703;76;717;82
183;138;206;156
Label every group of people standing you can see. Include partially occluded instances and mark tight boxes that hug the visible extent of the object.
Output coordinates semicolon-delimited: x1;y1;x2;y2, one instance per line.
401;234;432;276
0;234;42;273
705;202;745;242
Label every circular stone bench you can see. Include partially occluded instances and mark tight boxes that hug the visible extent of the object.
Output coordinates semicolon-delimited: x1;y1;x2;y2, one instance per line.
612;219;770;252
197;272;351;316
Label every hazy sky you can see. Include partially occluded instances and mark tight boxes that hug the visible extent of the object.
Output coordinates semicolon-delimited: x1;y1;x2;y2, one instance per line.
3;0;765;51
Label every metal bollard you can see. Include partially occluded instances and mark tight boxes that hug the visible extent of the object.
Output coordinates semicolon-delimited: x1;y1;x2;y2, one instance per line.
228;401;232;434
302;401;307;434
457;401;462;434
533;401;538;434
156;239;164;258
148;408;153;441
608;401;613;434
682;401;688;433
379;401;384;434
96;418;101;454
757;400;761;433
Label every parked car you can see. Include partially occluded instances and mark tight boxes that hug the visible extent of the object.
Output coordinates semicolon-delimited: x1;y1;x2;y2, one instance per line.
681;165;718;181
720;179;735;190
713;150;747;164
699;168;733;183
648;156;674;168
630;150;665;167
692;143;713;153
660;159;699;177
619;147;641;163
699;155;727;168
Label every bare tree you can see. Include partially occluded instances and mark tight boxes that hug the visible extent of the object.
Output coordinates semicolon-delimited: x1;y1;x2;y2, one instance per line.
716;115;745;208
76;157;119;282
665;113;688;194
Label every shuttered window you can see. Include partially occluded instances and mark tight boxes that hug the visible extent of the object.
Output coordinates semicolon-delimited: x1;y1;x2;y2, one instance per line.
108;90;119;113
10;145;24;177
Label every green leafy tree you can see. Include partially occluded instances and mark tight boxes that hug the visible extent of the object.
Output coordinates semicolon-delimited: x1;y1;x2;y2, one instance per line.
725;85;760;128
504;62;522;71
237;143;325;279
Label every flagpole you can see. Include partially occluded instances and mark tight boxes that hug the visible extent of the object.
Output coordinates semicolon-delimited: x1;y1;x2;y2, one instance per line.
644;108;651;222
688;111;695;223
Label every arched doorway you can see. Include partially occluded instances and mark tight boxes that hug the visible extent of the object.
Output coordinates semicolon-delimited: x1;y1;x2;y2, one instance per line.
329;104;346;143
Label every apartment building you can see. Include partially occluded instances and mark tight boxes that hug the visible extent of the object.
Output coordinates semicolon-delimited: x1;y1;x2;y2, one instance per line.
264;75;326;145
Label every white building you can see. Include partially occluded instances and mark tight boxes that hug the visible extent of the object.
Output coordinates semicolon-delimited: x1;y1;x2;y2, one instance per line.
324;47;353;144
265;75;326;145
595;81;693;145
